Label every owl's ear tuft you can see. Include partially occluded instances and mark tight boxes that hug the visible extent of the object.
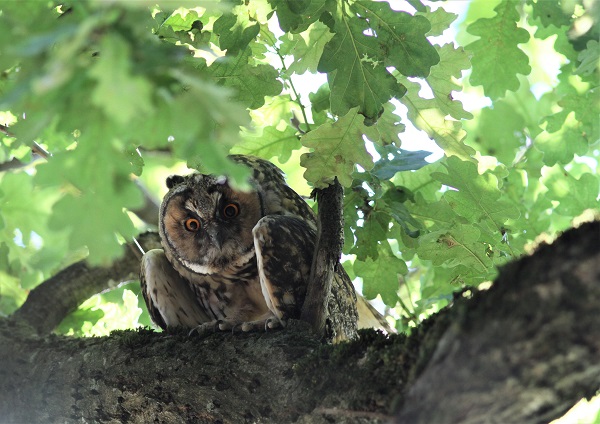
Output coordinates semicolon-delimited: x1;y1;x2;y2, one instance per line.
166;175;185;189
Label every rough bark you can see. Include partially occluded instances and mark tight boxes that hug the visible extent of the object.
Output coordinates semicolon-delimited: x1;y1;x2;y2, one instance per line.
1;221;598;424
302;178;345;338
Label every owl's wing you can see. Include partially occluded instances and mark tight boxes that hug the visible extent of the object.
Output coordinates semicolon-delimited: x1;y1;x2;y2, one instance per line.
140;249;212;329
253;215;315;324
253;215;359;340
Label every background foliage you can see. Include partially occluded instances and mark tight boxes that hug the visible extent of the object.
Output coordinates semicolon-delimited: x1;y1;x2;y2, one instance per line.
0;0;598;346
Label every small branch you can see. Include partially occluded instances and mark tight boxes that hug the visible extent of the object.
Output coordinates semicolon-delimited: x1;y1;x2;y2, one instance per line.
32;141;51;159
0;157;26;172
10;232;161;335
0;123;14;137
273;47;312;133
301;178;344;338
130;179;160;226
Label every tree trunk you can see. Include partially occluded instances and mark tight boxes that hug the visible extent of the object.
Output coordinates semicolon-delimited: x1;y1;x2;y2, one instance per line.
1;221;599;423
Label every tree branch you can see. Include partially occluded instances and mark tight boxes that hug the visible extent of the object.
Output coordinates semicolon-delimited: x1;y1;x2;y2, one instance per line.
9;232;161;335
301;178;345;338
130;179;160;226
396;220;600;423
0;222;598;423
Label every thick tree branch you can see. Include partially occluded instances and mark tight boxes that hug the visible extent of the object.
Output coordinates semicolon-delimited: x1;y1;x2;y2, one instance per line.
10;232;161;335
1;223;598;423
396;220;600;423
301;178;345;338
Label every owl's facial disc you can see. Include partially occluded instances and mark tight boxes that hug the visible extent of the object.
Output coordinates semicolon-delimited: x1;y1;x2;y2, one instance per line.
160;174;263;273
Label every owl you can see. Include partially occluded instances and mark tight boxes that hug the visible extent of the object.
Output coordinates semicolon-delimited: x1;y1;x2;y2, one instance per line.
140;155;387;341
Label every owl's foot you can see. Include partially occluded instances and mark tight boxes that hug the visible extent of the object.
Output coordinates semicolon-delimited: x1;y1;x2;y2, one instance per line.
189;317;286;336
188;319;235;337
240;316;285;332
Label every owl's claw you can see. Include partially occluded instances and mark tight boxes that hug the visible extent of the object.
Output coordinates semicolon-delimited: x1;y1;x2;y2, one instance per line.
236;317;284;332
230;323;244;334
188;320;222;337
189;317;285;336
266;317;284;330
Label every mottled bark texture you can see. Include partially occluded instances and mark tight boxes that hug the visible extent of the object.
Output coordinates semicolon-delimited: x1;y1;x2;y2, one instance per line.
1;221;598;424
302;178;346;338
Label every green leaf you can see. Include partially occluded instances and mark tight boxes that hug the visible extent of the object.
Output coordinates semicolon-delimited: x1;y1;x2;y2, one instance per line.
400;79;475;160
159;8;202;32
398;43;474;159
417;224;493;274
419;5;458;37
576;40;600;77
0;172;53;246
317;10;406;120
280;21;334;75
466;0;531;99
370;145;431;180
269;0;330;33
354;1;440;77
34;139;143;265
0;270;28;316
529;0;571;29
165;70;251;175
543;171;600;217
351;211;390;261
468;101;526;164
535;111;591;166
56;305;105;336
213;8;260;56
197;48;283;109
362;103;405;146
379;188;422;238
425;44;474;121
431;156;520;227
89;34;154;125
354;252;407;306
409;194;462;230
300;109;374;188
232;125;300;162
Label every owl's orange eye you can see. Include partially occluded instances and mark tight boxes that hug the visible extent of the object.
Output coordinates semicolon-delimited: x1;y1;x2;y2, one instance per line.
184;218;201;232
222;203;240;219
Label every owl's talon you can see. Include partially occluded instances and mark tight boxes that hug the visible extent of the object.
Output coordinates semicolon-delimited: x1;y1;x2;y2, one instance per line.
266;318;284;331
188;320;222;337
231;323;244;334
240;321;255;332
262;317;282;332
217;320;233;331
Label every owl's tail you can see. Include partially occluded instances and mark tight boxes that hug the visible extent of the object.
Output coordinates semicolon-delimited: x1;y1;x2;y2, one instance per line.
356;296;395;333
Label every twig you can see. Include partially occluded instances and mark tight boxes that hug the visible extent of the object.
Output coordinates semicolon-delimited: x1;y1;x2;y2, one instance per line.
0;157;26;172
272;45;312;133
0;123;14;137
131;178;160;226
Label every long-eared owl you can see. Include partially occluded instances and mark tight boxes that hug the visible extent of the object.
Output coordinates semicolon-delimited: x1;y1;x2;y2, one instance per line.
140;155;385;341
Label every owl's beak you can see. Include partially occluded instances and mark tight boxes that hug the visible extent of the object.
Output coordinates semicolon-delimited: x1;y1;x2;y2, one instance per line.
206;226;224;250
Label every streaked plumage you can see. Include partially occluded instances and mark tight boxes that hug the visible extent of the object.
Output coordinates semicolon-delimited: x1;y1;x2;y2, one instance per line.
140;155;387;340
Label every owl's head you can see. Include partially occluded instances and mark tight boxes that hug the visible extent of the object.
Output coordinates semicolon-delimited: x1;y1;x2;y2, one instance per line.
159;173;263;274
